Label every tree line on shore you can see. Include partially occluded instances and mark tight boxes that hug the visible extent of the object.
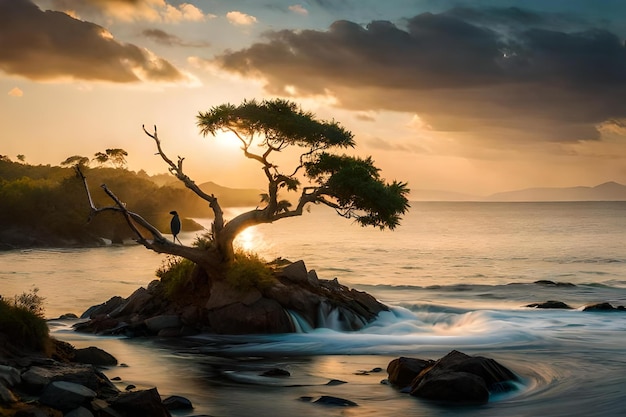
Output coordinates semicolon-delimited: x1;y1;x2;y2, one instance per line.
0;158;253;249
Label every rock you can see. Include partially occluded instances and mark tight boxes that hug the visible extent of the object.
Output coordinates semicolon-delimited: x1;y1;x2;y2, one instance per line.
386;357;434;389
0;382;18;403
412;371;489;404
162;395;194;410
144;315;181;333
110;387;172;417
81;296;125;319
278;260;309;284
534;280;576;287
65;406;95;417
0;364;21;386
207;298;293;334
59;313;79;319
408;350;518;404
20;363;118;397
313;395;358;406
91;398;124;417
583;302;626;311
260;368;290;377
109;288;152;318
38;381;97;411
73;347;118;367
205;280;262;310
525;300;573;309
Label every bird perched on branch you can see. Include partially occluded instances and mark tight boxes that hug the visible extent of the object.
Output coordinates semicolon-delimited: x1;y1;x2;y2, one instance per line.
169;210;181;244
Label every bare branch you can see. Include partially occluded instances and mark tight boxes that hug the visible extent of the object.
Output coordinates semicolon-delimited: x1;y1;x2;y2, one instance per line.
142;124;225;232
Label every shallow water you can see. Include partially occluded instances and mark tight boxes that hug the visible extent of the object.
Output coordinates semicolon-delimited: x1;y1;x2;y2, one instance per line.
2;202;626;416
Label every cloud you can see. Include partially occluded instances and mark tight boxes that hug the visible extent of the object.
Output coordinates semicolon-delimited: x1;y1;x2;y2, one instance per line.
226;11;257;26
142;28;210;47
212;7;626;145
289;4;308;16
8;87;23;97
0;0;187;83
48;0;214;23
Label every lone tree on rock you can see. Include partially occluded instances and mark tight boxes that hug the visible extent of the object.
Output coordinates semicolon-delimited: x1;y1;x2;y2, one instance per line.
78;99;409;277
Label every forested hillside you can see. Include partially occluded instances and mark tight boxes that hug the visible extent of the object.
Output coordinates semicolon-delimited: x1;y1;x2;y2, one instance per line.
0;161;261;249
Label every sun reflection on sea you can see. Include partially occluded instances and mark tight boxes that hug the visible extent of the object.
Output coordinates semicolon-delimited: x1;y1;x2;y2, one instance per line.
234;226;266;253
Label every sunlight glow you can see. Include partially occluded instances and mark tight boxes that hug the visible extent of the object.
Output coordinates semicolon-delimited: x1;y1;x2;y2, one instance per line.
234;226;259;252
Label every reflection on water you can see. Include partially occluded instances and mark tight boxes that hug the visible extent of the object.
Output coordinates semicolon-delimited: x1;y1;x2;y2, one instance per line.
4;202;626;416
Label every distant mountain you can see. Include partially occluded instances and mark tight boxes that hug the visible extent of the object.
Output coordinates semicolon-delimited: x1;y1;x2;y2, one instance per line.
198;181;263;207
412;182;626;202
486;182;626;202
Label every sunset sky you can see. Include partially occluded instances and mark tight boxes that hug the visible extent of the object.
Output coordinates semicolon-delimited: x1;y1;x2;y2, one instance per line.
2;0;626;196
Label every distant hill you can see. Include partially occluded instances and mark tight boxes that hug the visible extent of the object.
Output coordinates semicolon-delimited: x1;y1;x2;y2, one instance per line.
198;181;263;207
485;182;626;202
412;182;626;202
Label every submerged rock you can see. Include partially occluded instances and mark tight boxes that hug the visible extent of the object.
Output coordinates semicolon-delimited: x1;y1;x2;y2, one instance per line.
583;302;626;311
525;300;573;309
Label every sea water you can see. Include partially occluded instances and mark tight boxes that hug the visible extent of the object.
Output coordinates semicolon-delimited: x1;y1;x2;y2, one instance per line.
2;202;626;416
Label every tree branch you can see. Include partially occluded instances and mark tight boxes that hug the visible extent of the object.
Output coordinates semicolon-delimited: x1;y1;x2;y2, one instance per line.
142;124;225;232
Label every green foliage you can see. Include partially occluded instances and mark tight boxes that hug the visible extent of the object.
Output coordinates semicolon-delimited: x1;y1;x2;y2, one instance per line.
226;250;275;291
13;287;45;317
196;98;409;232
192;232;215;250
197;98;355;150
305;153;410;229
156;256;195;298
0;289;49;351
0;160;211;247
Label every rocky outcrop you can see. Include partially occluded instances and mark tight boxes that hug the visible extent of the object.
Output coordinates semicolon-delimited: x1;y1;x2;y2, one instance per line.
0;341;184;417
386;350;519;405
74;260;388;336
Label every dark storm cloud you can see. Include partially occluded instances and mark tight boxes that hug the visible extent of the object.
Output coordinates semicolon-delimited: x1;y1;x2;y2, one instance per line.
213;7;626;142
0;0;186;83
142;29;211;48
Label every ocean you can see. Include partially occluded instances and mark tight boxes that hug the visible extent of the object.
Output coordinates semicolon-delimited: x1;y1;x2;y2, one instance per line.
2;201;626;416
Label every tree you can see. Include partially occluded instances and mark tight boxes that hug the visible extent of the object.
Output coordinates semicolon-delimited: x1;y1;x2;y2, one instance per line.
79;99;409;276
61;155;90;168
92;148;128;168
16;154;25;162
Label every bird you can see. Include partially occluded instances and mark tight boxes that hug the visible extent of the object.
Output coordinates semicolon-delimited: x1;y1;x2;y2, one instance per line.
169;210;181;244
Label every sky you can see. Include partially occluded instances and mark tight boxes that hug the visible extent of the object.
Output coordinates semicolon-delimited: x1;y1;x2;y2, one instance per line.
2;0;626;196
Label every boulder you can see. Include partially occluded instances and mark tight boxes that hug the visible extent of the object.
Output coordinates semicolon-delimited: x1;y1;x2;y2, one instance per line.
81;296;125;319
386;357;434;389
0;365;21;386
312;395;358;406
583;302;626;311
207;298;293;334
0;383;18;403
144;315;181;333
110;388;172;417
64;406;95;417
110;288;152;318
38;381;97;411
205;281;262;310
278;260;309;284
162;395;193;410
73;347;118;367
525;300;573;309
409;350;518;404
412;371;489;404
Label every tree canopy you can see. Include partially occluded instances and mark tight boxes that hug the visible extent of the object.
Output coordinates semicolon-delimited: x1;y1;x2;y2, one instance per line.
80;98;410;269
